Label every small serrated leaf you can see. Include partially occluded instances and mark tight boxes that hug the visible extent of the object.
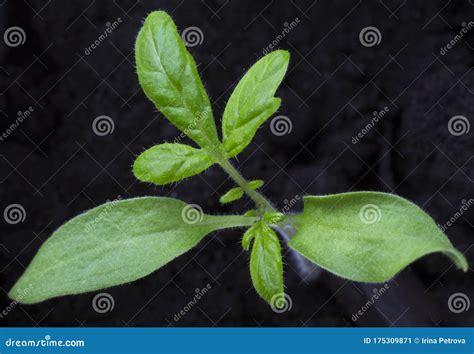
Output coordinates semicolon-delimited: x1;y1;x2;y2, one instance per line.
244;210;260;217
263;212;284;224
242;226;256;251
250;224;284;304
219;187;244;204
247;179;264;190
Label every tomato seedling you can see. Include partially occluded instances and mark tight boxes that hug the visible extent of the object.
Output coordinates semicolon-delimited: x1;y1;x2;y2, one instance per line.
9;11;467;309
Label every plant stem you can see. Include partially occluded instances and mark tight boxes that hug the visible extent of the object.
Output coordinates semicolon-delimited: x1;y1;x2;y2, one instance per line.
218;158;275;212
218;154;319;280
208;215;260;228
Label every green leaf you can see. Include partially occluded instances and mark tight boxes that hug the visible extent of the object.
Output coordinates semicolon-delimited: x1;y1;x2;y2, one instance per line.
9;197;255;304
244;210;260;217
250;223;284;304
247;179;264;190
263;212;284;224
288;192;468;283
220;180;265;204
222;50;289;157
219;187;244;204
135;11;219;149
242;227;256;251
134;143;215;185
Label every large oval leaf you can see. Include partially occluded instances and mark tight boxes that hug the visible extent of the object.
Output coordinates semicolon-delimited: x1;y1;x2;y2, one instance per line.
9;197;254;304
289;192;467;282
135;11;219;149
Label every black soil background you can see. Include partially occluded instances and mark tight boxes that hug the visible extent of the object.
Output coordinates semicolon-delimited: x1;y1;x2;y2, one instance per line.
0;0;473;327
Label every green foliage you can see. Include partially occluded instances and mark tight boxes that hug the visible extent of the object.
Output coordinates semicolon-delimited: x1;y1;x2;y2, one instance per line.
219;180;265;204
9;197;254;304
263;212;284;224
242;226;256;251
222;50;289;157
220;187;244;204
244;210;260;217
134;143;215;185
248;223;284;304
135;11;219;150
289;192;468;282
247;180;264;190
9;10;468;309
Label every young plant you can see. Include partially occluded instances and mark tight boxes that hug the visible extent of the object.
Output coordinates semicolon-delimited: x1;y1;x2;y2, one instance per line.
9;11;467;309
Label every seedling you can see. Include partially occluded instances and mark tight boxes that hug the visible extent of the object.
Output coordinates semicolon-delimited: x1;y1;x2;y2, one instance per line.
9;12;467;309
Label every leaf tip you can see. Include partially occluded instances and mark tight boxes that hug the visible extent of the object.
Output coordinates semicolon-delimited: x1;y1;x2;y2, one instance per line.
219;187;244;204
269;49;289;61
248;179;264;190
241;227;255;251
145;10;172;23
278;49;290;61
448;249;469;272
8;280;36;305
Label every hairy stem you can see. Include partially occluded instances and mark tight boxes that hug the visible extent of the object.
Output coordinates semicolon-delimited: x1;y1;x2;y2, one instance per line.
218;158;275;212
210;214;260;227
219;155;321;280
